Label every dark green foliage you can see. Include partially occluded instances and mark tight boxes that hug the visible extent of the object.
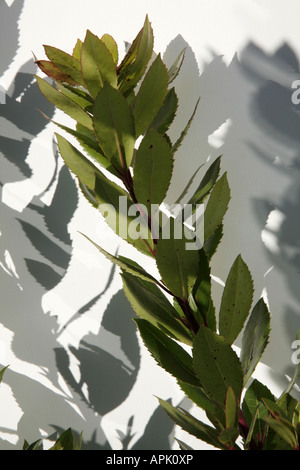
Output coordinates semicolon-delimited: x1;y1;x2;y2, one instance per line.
23;428;82;450
35;16;300;450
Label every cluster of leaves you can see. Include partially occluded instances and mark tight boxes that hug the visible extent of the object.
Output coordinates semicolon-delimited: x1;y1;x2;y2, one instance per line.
0;366;81;450
35;16;300;450
22;428;82;451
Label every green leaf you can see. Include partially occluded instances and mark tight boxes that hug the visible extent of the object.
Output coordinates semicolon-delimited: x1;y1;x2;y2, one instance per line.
277;362;300;403
49;119;119;177
52;427;75;450
203;224;223;260
225;386;239;429
75;123;121;177
264;416;298;449
35;76;93;130
193;325;244;404
132;54;169;137
262;398;291;421
149;87;178;135
93;83;135;171
23;438;42;450
35;60;78;85
81;234;157;284
240;297;270;385
262;427;295;450
93;172;154;255
206;403;227;432
0;365;8;383
158;398;224;449
218;427;239;448
74;432;83;450
117;15;154;95
79;182;98;208
122;271;193;345
135;319;199;386
262;400;299;450
167;48;186;84
72;38;82;61
49;441;63;450
171;98;200;155
155;217;199;299
277;393;299;423
204;172;230;241
43;45;84;86
219;254;254;345
174;439;194;450
100;34;118;64
174;164;204;205
242;378;275;440
177;381;216;415
81;30;117;98
188;156;221;205
243;404;261;450
293;402;300;426
55;133;100;189
133;129;173;214
55;82;93;111
191;248;216;330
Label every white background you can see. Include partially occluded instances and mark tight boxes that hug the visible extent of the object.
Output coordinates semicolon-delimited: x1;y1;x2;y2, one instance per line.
0;0;300;450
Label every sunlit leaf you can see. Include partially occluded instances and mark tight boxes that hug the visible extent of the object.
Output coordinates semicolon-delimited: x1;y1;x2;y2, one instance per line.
72;38;82;61
132;54;169;137
36;60;77;85
219;254;254;345
191;248;216;330
117;15;154;95
93;83;135;171
167;48;186;84
204;172;230;241
225;386;239;429
188;155;221;205
135;319;199;385
81;30;117;98
81;234;157;282
156;218;199;299
93;171;154;255
122;272;193;345
240;297;270;385
0;365;9;383
133;129;173;214
150;87;178;135
55;133;99;189
44;45;84;86
101;33;118;64
35;76;93;130
193;326;244;404
158;398;225;449
242;378;275;441
171;98;200;155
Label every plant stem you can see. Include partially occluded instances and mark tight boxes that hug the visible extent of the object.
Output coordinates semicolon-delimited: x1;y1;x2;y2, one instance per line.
177;297;199;335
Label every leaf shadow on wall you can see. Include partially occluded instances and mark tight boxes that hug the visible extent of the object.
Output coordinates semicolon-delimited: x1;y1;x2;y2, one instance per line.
0;1;113;446
0;70;137;447
2;18;300;449
54;290;141;417
0;0;24;77
163;35;300;393
236;42;300;389
0;33;171;450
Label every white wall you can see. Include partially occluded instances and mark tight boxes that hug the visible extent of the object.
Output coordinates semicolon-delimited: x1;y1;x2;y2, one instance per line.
0;0;299;450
